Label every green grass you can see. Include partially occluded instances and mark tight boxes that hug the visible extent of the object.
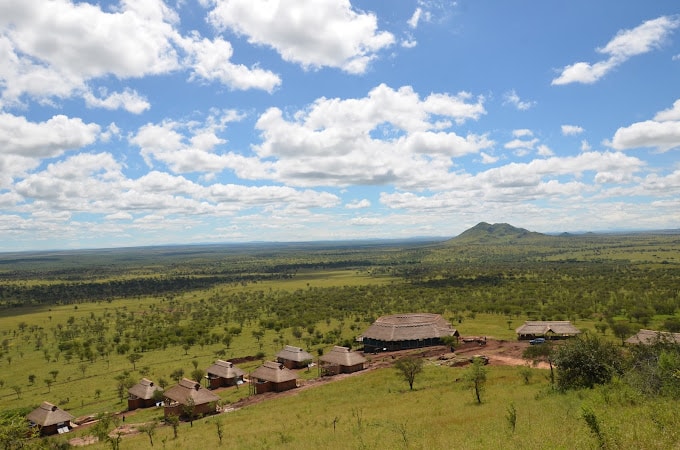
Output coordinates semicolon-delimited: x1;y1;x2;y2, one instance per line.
65;364;678;449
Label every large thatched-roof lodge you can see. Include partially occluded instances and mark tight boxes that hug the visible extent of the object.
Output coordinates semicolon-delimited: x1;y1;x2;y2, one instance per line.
320;346;367;376
27;401;74;436
206;360;245;389
250;361;298;394
515;321;580;340
359;313;459;353
128;378;162;410
275;345;314;369
625;329;680;345
163;378;219;418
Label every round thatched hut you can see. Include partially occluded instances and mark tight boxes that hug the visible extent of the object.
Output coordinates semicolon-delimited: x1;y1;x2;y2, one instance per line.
359;313;458;352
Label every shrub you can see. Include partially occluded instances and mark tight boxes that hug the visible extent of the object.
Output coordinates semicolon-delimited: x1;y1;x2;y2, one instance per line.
553;333;623;390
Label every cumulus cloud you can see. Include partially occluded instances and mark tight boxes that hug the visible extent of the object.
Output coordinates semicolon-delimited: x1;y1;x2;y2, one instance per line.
553;16;680;85
206;0;395;73
0;0;281;108
562;125;584;136
611;99;680;152
252;84;491;188
179;33;281;92
83;88;150;114
130;110;276;177
346;199;371;209
0;113;100;158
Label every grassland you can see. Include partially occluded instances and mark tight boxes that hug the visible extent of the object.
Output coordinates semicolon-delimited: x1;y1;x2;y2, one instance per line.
1;228;679;448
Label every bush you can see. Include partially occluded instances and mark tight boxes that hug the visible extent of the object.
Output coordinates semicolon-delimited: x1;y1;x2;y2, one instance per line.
553;333;623;390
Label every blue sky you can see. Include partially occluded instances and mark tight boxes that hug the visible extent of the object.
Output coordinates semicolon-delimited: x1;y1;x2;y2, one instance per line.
1;0;679;251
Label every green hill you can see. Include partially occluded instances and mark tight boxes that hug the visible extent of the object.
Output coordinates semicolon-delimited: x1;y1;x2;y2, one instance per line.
447;222;547;245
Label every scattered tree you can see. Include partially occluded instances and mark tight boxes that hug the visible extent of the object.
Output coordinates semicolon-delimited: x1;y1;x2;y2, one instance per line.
127;353;143;371
139;421;157;447
49;369;59;381
166;414;180;439
523;342;555;386
394;356;424;391
191;368;205;383
44;378;53;392
215;419;224;445
611;321;633;346
464;359;487;404
170;368;184;383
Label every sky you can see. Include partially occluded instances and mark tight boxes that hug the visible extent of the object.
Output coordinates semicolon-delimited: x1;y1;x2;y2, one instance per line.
1;0;680;251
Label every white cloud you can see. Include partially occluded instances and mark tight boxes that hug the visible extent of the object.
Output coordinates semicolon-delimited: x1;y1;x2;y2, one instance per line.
0;0;179;105
654;99;680;121
401;38;418;49
346;199;371;209
513;129;533;138
480;152;499;164
562;124;584;136
581;140;592;152
503;90;535;111
408;8;423;29
611;120;680;152
609;99;680;152
0;113;100;158
537;145;554;157
83;88;150;114
553;16;680;85
207;0;395;73
0;0;281;108
253;84;491;188
179;33;281;92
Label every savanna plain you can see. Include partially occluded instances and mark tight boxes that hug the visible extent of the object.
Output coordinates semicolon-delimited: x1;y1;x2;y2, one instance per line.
1;223;680;449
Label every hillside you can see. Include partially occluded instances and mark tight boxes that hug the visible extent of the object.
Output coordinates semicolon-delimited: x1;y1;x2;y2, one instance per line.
446;222;547;245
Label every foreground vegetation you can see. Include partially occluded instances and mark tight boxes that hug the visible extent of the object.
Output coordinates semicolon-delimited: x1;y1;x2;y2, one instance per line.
1;224;679;448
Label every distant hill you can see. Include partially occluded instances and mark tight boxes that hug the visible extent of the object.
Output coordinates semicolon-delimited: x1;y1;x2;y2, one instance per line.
446;222;547;244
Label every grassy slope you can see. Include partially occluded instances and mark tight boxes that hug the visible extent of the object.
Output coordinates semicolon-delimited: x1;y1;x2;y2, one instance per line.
77;364;677;449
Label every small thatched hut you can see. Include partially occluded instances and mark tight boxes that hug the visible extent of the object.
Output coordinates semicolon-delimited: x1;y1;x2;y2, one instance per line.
163;378;219;418
27;402;74;436
275;345;314;369
359;313;459;352
515;321;580;340
128;378;162;410
319;346;367;376
250;361;298;394
206;360;245;389
625;329;680;345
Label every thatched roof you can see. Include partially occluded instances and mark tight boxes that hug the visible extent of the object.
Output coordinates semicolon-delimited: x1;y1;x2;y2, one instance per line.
626;329;680;345
515;321;581;336
361;313;458;342
27;402;73;426
251;361;297;383
128;378;162;400
320;346;367;367
275;345;313;363
206;360;245;379
163;378;219;406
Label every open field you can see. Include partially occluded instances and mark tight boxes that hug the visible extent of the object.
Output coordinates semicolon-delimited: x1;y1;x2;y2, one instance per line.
1;229;680;447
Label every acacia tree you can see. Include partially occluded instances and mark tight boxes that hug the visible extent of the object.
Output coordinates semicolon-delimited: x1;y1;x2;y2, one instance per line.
464;359;487;404
523;342;555;386
138;421;157;447
127;353;143;370
394;356;423;391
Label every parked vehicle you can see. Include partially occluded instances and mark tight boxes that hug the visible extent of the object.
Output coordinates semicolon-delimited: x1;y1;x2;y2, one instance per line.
529;337;546;345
